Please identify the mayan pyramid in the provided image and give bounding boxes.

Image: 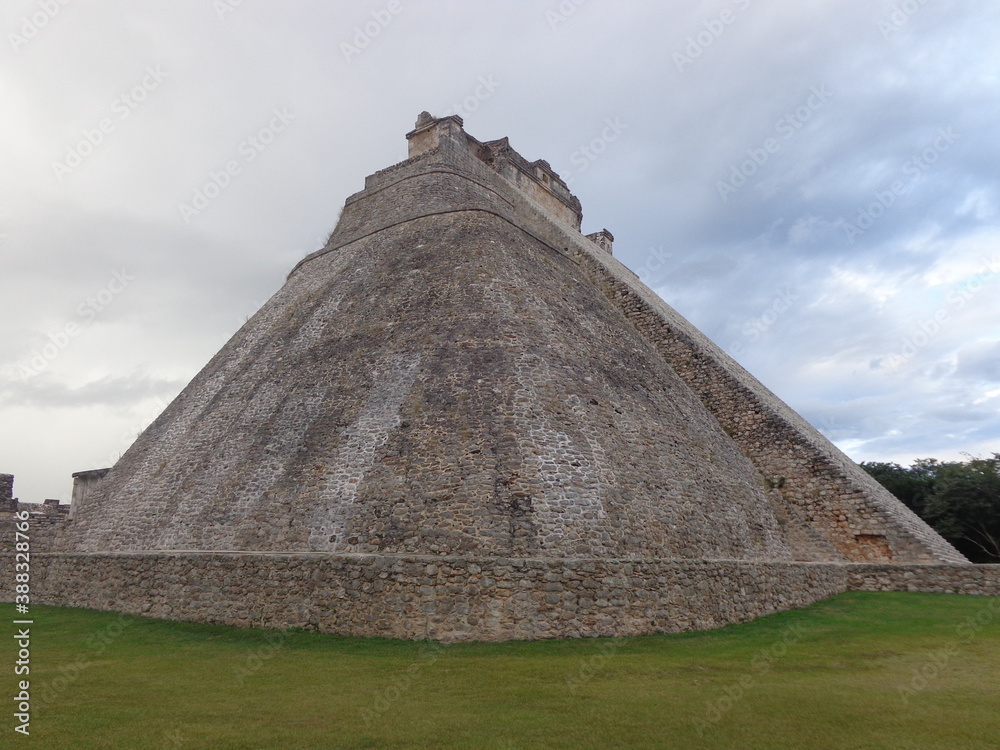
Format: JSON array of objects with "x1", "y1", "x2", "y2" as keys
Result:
[{"x1": 45, "y1": 113, "x2": 974, "y2": 641}]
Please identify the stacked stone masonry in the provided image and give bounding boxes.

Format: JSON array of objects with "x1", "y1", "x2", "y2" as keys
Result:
[
  {"x1": 6, "y1": 113, "x2": 992, "y2": 642},
  {"x1": 66, "y1": 132, "x2": 801, "y2": 562},
  {"x1": 0, "y1": 474, "x2": 71, "y2": 553},
  {"x1": 2, "y1": 553, "x2": 996, "y2": 642}
]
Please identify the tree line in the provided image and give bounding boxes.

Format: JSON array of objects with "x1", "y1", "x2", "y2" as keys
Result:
[{"x1": 861, "y1": 455, "x2": 1000, "y2": 563}]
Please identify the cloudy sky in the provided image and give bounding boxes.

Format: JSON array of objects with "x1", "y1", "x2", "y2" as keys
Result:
[{"x1": 2, "y1": 0, "x2": 998, "y2": 504}]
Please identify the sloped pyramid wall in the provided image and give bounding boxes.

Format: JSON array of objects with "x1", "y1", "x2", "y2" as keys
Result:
[
  {"x1": 69, "y1": 133, "x2": 796, "y2": 563},
  {"x1": 67, "y1": 115, "x2": 965, "y2": 566},
  {"x1": 12, "y1": 113, "x2": 985, "y2": 642}
]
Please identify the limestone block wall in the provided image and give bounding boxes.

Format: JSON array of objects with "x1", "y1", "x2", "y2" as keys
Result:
[
  {"x1": 0, "y1": 552, "x2": 845, "y2": 641},
  {"x1": 359, "y1": 136, "x2": 964, "y2": 565},
  {"x1": 67, "y1": 138, "x2": 804, "y2": 562},
  {"x1": 0, "y1": 474, "x2": 13, "y2": 510},
  {"x1": 0, "y1": 475, "x2": 72, "y2": 552},
  {"x1": 69, "y1": 130, "x2": 965, "y2": 565},
  {"x1": 561, "y1": 244, "x2": 966, "y2": 564},
  {"x1": 404, "y1": 114, "x2": 581, "y2": 229},
  {"x1": 70, "y1": 468, "x2": 110, "y2": 520},
  {"x1": 398, "y1": 135, "x2": 966, "y2": 566},
  {"x1": 6, "y1": 118, "x2": 985, "y2": 646},
  {"x1": 0, "y1": 502, "x2": 71, "y2": 553},
  {"x1": 2, "y1": 552, "x2": 996, "y2": 642},
  {"x1": 847, "y1": 564, "x2": 1000, "y2": 595},
  {"x1": 62, "y1": 119, "x2": 966, "y2": 570}
]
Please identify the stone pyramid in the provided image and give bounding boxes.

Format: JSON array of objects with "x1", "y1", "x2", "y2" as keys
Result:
[{"x1": 48, "y1": 113, "x2": 975, "y2": 640}]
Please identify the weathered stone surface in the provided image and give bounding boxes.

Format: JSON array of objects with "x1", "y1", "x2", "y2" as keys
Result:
[
  {"x1": 65, "y1": 121, "x2": 799, "y2": 563},
  {"x1": 2, "y1": 552, "x2": 995, "y2": 642},
  {"x1": 0, "y1": 475, "x2": 71, "y2": 553},
  {"x1": 5, "y1": 112, "x2": 984, "y2": 642},
  {"x1": 63, "y1": 114, "x2": 962, "y2": 567}
]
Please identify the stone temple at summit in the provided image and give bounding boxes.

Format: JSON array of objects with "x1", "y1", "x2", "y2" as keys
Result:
[{"x1": 3, "y1": 112, "x2": 995, "y2": 641}]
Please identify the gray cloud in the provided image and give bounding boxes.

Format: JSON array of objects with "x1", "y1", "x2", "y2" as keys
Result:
[
  {"x1": 957, "y1": 342, "x2": 1000, "y2": 383},
  {"x1": 2, "y1": 0, "x2": 998, "y2": 501},
  {"x1": 0, "y1": 372, "x2": 185, "y2": 410}
]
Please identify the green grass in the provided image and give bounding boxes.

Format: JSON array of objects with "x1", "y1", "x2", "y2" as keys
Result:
[{"x1": 5, "y1": 592, "x2": 999, "y2": 749}]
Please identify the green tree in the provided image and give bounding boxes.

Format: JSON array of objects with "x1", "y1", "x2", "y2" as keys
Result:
[
  {"x1": 862, "y1": 454, "x2": 1000, "y2": 563},
  {"x1": 859, "y1": 460, "x2": 935, "y2": 516},
  {"x1": 923, "y1": 455, "x2": 1000, "y2": 563}
]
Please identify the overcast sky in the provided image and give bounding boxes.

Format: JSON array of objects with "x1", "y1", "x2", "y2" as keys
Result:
[{"x1": 2, "y1": 0, "x2": 998, "y2": 504}]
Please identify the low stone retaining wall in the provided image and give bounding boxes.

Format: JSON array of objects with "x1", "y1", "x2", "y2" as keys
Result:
[
  {"x1": 2, "y1": 553, "x2": 997, "y2": 641},
  {"x1": 846, "y1": 563, "x2": 1000, "y2": 595}
]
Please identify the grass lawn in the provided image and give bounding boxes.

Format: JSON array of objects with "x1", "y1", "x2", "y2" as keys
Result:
[{"x1": 5, "y1": 592, "x2": 999, "y2": 749}]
